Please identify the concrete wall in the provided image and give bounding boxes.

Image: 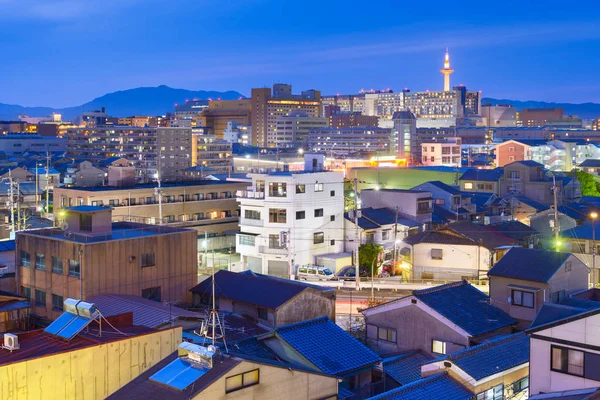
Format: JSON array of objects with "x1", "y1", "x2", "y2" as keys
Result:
[
  {"x1": 496, "y1": 142, "x2": 530, "y2": 167},
  {"x1": 0, "y1": 327, "x2": 181, "y2": 400},
  {"x1": 194, "y1": 359, "x2": 338, "y2": 400},
  {"x1": 411, "y1": 243, "x2": 490, "y2": 280},
  {"x1": 276, "y1": 289, "x2": 335, "y2": 327}
]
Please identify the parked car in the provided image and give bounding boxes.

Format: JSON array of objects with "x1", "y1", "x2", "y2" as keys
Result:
[
  {"x1": 296, "y1": 266, "x2": 336, "y2": 281},
  {"x1": 336, "y1": 266, "x2": 369, "y2": 281}
]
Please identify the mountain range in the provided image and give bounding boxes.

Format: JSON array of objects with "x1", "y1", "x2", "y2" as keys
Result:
[
  {"x1": 0, "y1": 86, "x2": 244, "y2": 121},
  {"x1": 1, "y1": 86, "x2": 598, "y2": 121}
]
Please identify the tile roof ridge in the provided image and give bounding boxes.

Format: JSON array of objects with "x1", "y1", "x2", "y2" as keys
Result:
[
  {"x1": 414, "y1": 280, "x2": 468, "y2": 296},
  {"x1": 448, "y1": 332, "x2": 527, "y2": 361},
  {"x1": 276, "y1": 316, "x2": 329, "y2": 332}
]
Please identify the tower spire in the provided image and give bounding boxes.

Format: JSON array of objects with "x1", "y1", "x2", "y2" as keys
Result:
[{"x1": 440, "y1": 48, "x2": 454, "y2": 91}]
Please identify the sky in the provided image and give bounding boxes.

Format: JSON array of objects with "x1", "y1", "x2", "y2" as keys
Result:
[{"x1": 1, "y1": 0, "x2": 600, "y2": 107}]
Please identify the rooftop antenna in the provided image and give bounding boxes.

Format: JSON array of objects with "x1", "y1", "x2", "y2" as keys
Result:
[
  {"x1": 200, "y1": 249, "x2": 229, "y2": 352},
  {"x1": 155, "y1": 148, "x2": 163, "y2": 225}
]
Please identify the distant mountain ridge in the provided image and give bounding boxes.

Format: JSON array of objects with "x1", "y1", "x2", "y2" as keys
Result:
[
  {"x1": 482, "y1": 98, "x2": 600, "y2": 119},
  {"x1": 0, "y1": 85, "x2": 245, "y2": 120}
]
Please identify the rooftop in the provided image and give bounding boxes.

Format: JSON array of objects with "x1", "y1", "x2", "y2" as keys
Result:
[
  {"x1": 529, "y1": 303, "x2": 591, "y2": 330},
  {"x1": 402, "y1": 229, "x2": 477, "y2": 247},
  {"x1": 382, "y1": 351, "x2": 431, "y2": 386},
  {"x1": 413, "y1": 180, "x2": 462, "y2": 195},
  {"x1": 448, "y1": 221, "x2": 518, "y2": 249},
  {"x1": 18, "y1": 221, "x2": 192, "y2": 244},
  {"x1": 56, "y1": 179, "x2": 238, "y2": 192},
  {"x1": 528, "y1": 388, "x2": 600, "y2": 400},
  {"x1": 579, "y1": 159, "x2": 600, "y2": 168},
  {"x1": 488, "y1": 247, "x2": 572, "y2": 283},
  {"x1": 506, "y1": 160, "x2": 544, "y2": 168},
  {"x1": 367, "y1": 372, "x2": 473, "y2": 400},
  {"x1": 459, "y1": 167, "x2": 504, "y2": 182},
  {"x1": 513, "y1": 195, "x2": 550, "y2": 212}
]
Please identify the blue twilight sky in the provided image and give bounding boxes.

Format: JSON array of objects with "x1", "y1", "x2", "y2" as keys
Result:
[{"x1": 1, "y1": 0, "x2": 600, "y2": 107}]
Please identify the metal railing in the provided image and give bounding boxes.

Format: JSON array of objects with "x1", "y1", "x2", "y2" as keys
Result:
[
  {"x1": 236, "y1": 190, "x2": 265, "y2": 199},
  {"x1": 240, "y1": 218, "x2": 264, "y2": 227},
  {"x1": 259, "y1": 246, "x2": 288, "y2": 255}
]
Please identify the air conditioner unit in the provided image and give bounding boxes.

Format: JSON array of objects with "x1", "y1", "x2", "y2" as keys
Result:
[{"x1": 2, "y1": 333, "x2": 20, "y2": 352}]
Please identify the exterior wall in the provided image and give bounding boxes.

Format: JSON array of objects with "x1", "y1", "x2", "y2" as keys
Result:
[
  {"x1": 499, "y1": 163, "x2": 559, "y2": 205},
  {"x1": 364, "y1": 300, "x2": 470, "y2": 356},
  {"x1": 17, "y1": 229, "x2": 197, "y2": 319},
  {"x1": 360, "y1": 189, "x2": 432, "y2": 224},
  {"x1": 194, "y1": 360, "x2": 338, "y2": 400},
  {"x1": 410, "y1": 243, "x2": 490, "y2": 281},
  {"x1": 496, "y1": 141, "x2": 530, "y2": 167},
  {"x1": 530, "y1": 314, "x2": 600, "y2": 395},
  {"x1": 459, "y1": 180, "x2": 499, "y2": 195},
  {"x1": 0, "y1": 327, "x2": 182, "y2": 400},
  {"x1": 421, "y1": 140, "x2": 461, "y2": 167},
  {"x1": 275, "y1": 289, "x2": 335, "y2": 327}
]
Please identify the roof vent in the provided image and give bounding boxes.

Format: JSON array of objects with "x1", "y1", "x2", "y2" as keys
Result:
[
  {"x1": 444, "y1": 361, "x2": 452, "y2": 368},
  {"x1": 411, "y1": 299, "x2": 417, "y2": 304},
  {"x1": 2, "y1": 333, "x2": 20, "y2": 352}
]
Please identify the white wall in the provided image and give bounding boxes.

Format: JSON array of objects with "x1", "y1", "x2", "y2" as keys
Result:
[{"x1": 410, "y1": 243, "x2": 490, "y2": 280}]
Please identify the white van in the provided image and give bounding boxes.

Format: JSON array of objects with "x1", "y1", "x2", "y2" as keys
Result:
[{"x1": 296, "y1": 266, "x2": 336, "y2": 281}]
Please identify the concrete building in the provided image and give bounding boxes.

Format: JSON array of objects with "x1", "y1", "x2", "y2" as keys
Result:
[
  {"x1": 481, "y1": 104, "x2": 518, "y2": 127},
  {"x1": 391, "y1": 111, "x2": 417, "y2": 163},
  {"x1": 251, "y1": 84, "x2": 321, "y2": 147},
  {"x1": 200, "y1": 99, "x2": 252, "y2": 140},
  {"x1": 17, "y1": 206, "x2": 198, "y2": 319},
  {"x1": 321, "y1": 93, "x2": 366, "y2": 114},
  {"x1": 459, "y1": 168, "x2": 504, "y2": 194},
  {"x1": 236, "y1": 157, "x2": 344, "y2": 277},
  {"x1": 500, "y1": 160, "x2": 561, "y2": 205},
  {"x1": 420, "y1": 137, "x2": 462, "y2": 166},
  {"x1": 518, "y1": 108, "x2": 564, "y2": 127},
  {"x1": 363, "y1": 91, "x2": 406, "y2": 119},
  {"x1": 191, "y1": 129, "x2": 232, "y2": 174},
  {"x1": 0, "y1": 134, "x2": 65, "y2": 155},
  {"x1": 495, "y1": 139, "x2": 539, "y2": 167},
  {"x1": 63, "y1": 161, "x2": 107, "y2": 187},
  {"x1": 66, "y1": 126, "x2": 193, "y2": 181},
  {"x1": 223, "y1": 120, "x2": 251, "y2": 145},
  {"x1": 174, "y1": 100, "x2": 210, "y2": 120},
  {"x1": 308, "y1": 126, "x2": 395, "y2": 157},
  {"x1": 488, "y1": 247, "x2": 589, "y2": 328},
  {"x1": 404, "y1": 90, "x2": 463, "y2": 128},
  {"x1": 190, "y1": 270, "x2": 335, "y2": 328},
  {"x1": 328, "y1": 111, "x2": 379, "y2": 129},
  {"x1": 362, "y1": 281, "x2": 516, "y2": 357},
  {"x1": 274, "y1": 110, "x2": 327, "y2": 146},
  {"x1": 360, "y1": 188, "x2": 433, "y2": 225},
  {"x1": 54, "y1": 180, "x2": 245, "y2": 235}
]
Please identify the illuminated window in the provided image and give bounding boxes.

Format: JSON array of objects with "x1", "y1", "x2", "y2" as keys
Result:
[
  {"x1": 226, "y1": 369, "x2": 260, "y2": 393},
  {"x1": 464, "y1": 182, "x2": 473, "y2": 189}
]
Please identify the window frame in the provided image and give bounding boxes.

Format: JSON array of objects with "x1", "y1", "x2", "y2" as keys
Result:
[
  {"x1": 52, "y1": 256, "x2": 63, "y2": 274},
  {"x1": 35, "y1": 289, "x2": 46, "y2": 307},
  {"x1": 35, "y1": 253, "x2": 46, "y2": 271},
  {"x1": 314, "y1": 208, "x2": 324, "y2": 217},
  {"x1": 432, "y1": 339, "x2": 447, "y2": 355},
  {"x1": 141, "y1": 253, "x2": 156, "y2": 268},
  {"x1": 512, "y1": 289, "x2": 535, "y2": 309},
  {"x1": 551, "y1": 345, "x2": 585, "y2": 377},
  {"x1": 314, "y1": 232, "x2": 325, "y2": 244},
  {"x1": 225, "y1": 369, "x2": 260, "y2": 394},
  {"x1": 296, "y1": 210, "x2": 306, "y2": 220},
  {"x1": 314, "y1": 183, "x2": 324, "y2": 192},
  {"x1": 52, "y1": 294, "x2": 64, "y2": 311},
  {"x1": 20, "y1": 251, "x2": 31, "y2": 268},
  {"x1": 296, "y1": 184, "x2": 306, "y2": 194},
  {"x1": 68, "y1": 259, "x2": 81, "y2": 278}
]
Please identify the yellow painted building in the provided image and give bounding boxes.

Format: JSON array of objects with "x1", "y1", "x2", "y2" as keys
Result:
[{"x1": 0, "y1": 326, "x2": 182, "y2": 400}]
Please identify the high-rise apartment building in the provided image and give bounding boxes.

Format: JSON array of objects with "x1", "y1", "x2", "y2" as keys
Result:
[
  {"x1": 174, "y1": 100, "x2": 210, "y2": 120},
  {"x1": 517, "y1": 108, "x2": 564, "y2": 127},
  {"x1": 329, "y1": 111, "x2": 379, "y2": 128},
  {"x1": 66, "y1": 126, "x2": 192, "y2": 181},
  {"x1": 364, "y1": 91, "x2": 406, "y2": 118},
  {"x1": 200, "y1": 99, "x2": 251, "y2": 139},
  {"x1": 251, "y1": 84, "x2": 321, "y2": 147},
  {"x1": 308, "y1": 126, "x2": 396, "y2": 156},
  {"x1": 481, "y1": 105, "x2": 518, "y2": 127},
  {"x1": 321, "y1": 94, "x2": 366, "y2": 114},
  {"x1": 274, "y1": 110, "x2": 328, "y2": 146},
  {"x1": 191, "y1": 128, "x2": 232, "y2": 174},
  {"x1": 391, "y1": 111, "x2": 417, "y2": 162}
]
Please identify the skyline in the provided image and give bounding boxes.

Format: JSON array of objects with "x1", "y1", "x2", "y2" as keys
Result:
[{"x1": 1, "y1": 0, "x2": 600, "y2": 107}]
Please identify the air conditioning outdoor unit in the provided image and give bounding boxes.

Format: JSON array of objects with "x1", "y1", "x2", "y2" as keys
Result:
[{"x1": 2, "y1": 333, "x2": 20, "y2": 352}]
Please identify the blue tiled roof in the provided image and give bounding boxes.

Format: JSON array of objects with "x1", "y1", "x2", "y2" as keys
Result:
[
  {"x1": 579, "y1": 159, "x2": 600, "y2": 168},
  {"x1": 367, "y1": 372, "x2": 473, "y2": 400},
  {"x1": 344, "y1": 212, "x2": 379, "y2": 229},
  {"x1": 361, "y1": 208, "x2": 398, "y2": 226},
  {"x1": 562, "y1": 222, "x2": 600, "y2": 240},
  {"x1": 513, "y1": 196, "x2": 550, "y2": 212},
  {"x1": 383, "y1": 351, "x2": 430, "y2": 386},
  {"x1": 510, "y1": 160, "x2": 544, "y2": 167},
  {"x1": 529, "y1": 303, "x2": 589, "y2": 329},
  {"x1": 414, "y1": 180, "x2": 462, "y2": 195},
  {"x1": 0, "y1": 240, "x2": 15, "y2": 252},
  {"x1": 65, "y1": 205, "x2": 111, "y2": 213},
  {"x1": 442, "y1": 332, "x2": 529, "y2": 380},
  {"x1": 558, "y1": 202, "x2": 590, "y2": 221},
  {"x1": 579, "y1": 196, "x2": 600, "y2": 206},
  {"x1": 190, "y1": 270, "x2": 307, "y2": 310},
  {"x1": 414, "y1": 281, "x2": 517, "y2": 336},
  {"x1": 276, "y1": 316, "x2": 381, "y2": 376},
  {"x1": 488, "y1": 247, "x2": 571, "y2": 283},
  {"x1": 460, "y1": 168, "x2": 504, "y2": 182}
]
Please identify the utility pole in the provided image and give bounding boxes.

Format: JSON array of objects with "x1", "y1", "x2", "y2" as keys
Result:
[
  {"x1": 353, "y1": 177, "x2": 360, "y2": 291},
  {"x1": 392, "y1": 206, "x2": 399, "y2": 277},
  {"x1": 552, "y1": 175, "x2": 560, "y2": 249},
  {"x1": 45, "y1": 151, "x2": 50, "y2": 215},
  {"x1": 35, "y1": 164, "x2": 39, "y2": 212},
  {"x1": 7, "y1": 170, "x2": 15, "y2": 233},
  {"x1": 156, "y1": 149, "x2": 163, "y2": 225}
]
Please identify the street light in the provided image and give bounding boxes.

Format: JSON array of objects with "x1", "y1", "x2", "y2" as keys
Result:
[{"x1": 591, "y1": 212, "x2": 598, "y2": 287}]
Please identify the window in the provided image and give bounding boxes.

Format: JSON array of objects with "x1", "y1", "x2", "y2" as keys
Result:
[
  {"x1": 508, "y1": 156, "x2": 515, "y2": 161},
  {"x1": 35, "y1": 289, "x2": 46, "y2": 307},
  {"x1": 552, "y1": 346, "x2": 584, "y2": 376},
  {"x1": 68, "y1": 259, "x2": 81, "y2": 278},
  {"x1": 512, "y1": 289, "x2": 534, "y2": 308},
  {"x1": 35, "y1": 253, "x2": 46, "y2": 270},
  {"x1": 423, "y1": 146, "x2": 427, "y2": 152},
  {"x1": 512, "y1": 377, "x2": 529, "y2": 394},
  {"x1": 464, "y1": 182, "x2": 473, "y2": 190},
  {"x1": 376, "y1": 326, "x2": 397, "y2": 342},
  {"x1": 330, "y1": 239, "x2": 335, "y2": 245},
  {"x1": 432, "y1": 340, "x2": 447, "y2": 355},
  {"x1": 431, "y1": 147, "x2": 434, "y2": 152},
  {"x1": 382, "y1": 230, "x2": 390, "y2": 240},
  {"x1": 79, "y1": 214, "x2": 92, "y2": 232},
  {"x1": 20, "y1": 251, "x2": 31, "y2": 267},
  {"x1": 244, "y1": 209, "x2": 261, "y2": 220},
  {"x1": 257, "y1": 307, "x2": 268, "y2": 320},
  {"x1": 225, "y1": 369, "x2": 260, "y2": 393},
  {"x1": 330, "y1": 215, "x2": 335, "y2": 222},
  {"x1": 239, "y1": 235, "x2": 256, "y2": 246},
  {"x1": 366, "y1": 232, "x2": 375, "y2": 244},
  {"x1": 269, "y1": 234, "x2": 284, "y2": 249},
  {"x1": 142, "y1": 287, "x2": 162, "y2": 302},
  {"x1": 314, "y1": 208, "x2": 324, "y2": 217},
  {"x1": 108, "y1": 199, "x2": 119, "y2": 206},
  {"x1": 296, "y1": 211, "x2": 305, "y2": 220},
  {"x1": 52, "y1": 257, "x2": 63, "y2": 274},
  {"x1": 314, "y1": 183, "x2": 324, "y2": 192},
  {"x1": 141, "y1": 253, "x2": 155, "y2": 267},
  {"x1": 565, "y1": 261, "x2": 572, "y2": 272},
  {"x1": 417, "y1": 200, "x2": 431, "y2": 214},
  {"x1": 269, "y1": 209, "x2": 287, "y2": 223},
  {"x1": 431, "y1": 248, "x2": 443, "y2": 260},
  {"x1": 21, "y1": 286, "x2": 31, "y2": 301},
  {"x1": 52, "y1": 294, "x2": 64, "y2": 311},
  {"x1": 314, "y1": 232, "x2": 325, "y2": 244},
  {"x1": 296, "y1": 184, "x2": 305, "y2": 194},
  {"x1": 91, "y1": 200, "x2": 103, "y2": 206},
  {"x1": 330, "y1": 190, "x2": 335, "y2": 197},
  {"x1": 551, "y1": 290, "x2": 566, "y2": 304},
  {"x1": 268, "y1": 182, "x2": 287, "y2": 197},
  {"x1": 476, "y1": 383, "x2": 504, "y2": 400}
]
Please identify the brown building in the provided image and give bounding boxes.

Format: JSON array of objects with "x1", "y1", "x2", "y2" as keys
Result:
[
  {"x1": 329, "y1": 112, "x2": 379, "y2": 128},
  {"x1": 54, "y1": 180, "x2": 246, "y2": 235},
  {"x1": 495, "y1": 139, "x2": 534, "y2": 167},
  {"x1": 200, "y1": 99, "x2": 251, "y2": 140},
  {"x1": 499, "y1": 160, "x2": 561, "y2": 205},
  {"x1": 517, "y1": 108, "x2": 564, "y2": 127},
  {"x1": 251, "y1": 84, "x2": 321, "y2": 147},
  {"x1": 17, "y1": 206, "x2": 198, "y2": 320}
]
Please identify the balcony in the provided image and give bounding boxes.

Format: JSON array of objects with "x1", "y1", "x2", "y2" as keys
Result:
[
  {"x1": 241, "y1": 218, "x2": 264, "y2": 227},
  {"x1": 259, "y1": 246, "x2": 288, "y2": 255},
  {"x1": 236, "y1": 190, "x2": 265, "y2": 199}
]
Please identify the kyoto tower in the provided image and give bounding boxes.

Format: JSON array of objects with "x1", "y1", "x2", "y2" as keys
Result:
[{"x1": 440, "y1": 48, "x2": 454, "y2": 91}]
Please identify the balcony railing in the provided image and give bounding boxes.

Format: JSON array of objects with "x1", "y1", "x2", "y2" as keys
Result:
[
  {"x1": 259, "y1": 246, "x2": 288, "y2": 255},
  {"x1": 236, "y1": 190, "x2": 265, "y2": 199},
  {"x1": 241, "y1": 218, "x2": 264, "y2": 227}
]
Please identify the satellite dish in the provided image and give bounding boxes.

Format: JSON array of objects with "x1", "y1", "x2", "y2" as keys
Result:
[{"x1": 60, "y1": 222, "x2": 69, "y2": 231}]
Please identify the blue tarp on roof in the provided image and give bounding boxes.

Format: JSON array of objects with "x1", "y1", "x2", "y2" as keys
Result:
[
  {"x1": 367, "y1": 372, "x2": 473, "y2": 400},
  {"x1": 414, "y1": 281, "x2": 516, "y2": 336},
  {"x1": 488, "y1": 247, "x2": 571, "y2": 283},
  {"x1": 276, "y1": 316, "x2": 381, "y2": 376}
]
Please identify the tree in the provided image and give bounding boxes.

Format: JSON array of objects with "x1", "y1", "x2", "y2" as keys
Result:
[
  {"x1": 359, "y1": 243, "x2": 384, "y2": 277},
  {"x1": 575, "y1": 170, "x2": 600, "y2": 197}
]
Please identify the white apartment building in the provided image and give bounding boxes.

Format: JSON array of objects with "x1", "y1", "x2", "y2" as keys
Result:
[
  {"x1": 421, "y1": 137, "x2": 462, "y2": 166},
  {"x1": 274, "y1": 110, "x2": 328, "y2": 146},
  {"x1": 236, "y1": 156, "x2": 344, "y2": 277}
]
